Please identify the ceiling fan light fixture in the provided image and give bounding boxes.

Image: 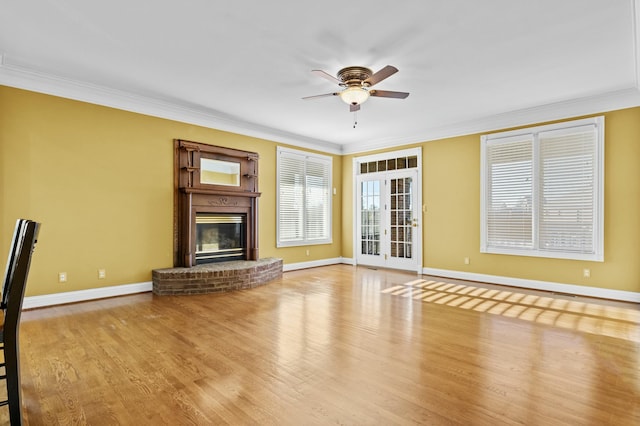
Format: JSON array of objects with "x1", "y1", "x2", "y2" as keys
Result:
[{"x1": 340, "y1": 86, "x2": 369, "y2": 105}]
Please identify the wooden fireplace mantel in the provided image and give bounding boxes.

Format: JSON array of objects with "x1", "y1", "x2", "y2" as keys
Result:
[{"x1": 174, "y1": 139, "x2": 261, "y2": 267}]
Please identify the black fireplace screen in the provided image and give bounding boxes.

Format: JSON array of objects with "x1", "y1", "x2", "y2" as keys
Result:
[{"x1": 195, "y1": 214, "x2": 246, "y2": 264}]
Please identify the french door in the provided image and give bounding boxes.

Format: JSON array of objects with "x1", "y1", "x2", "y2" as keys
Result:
[{"x1": 356, "y1": 169, "x2": 420, "y2": 271}]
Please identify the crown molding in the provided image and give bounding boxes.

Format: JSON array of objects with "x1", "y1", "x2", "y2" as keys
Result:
[
  {"x1": 634, "y1": 0, "x2": 640, "y2": 88},
  {"x1": 2, "y1": 55, "x2": 639, "y2": 157},
  {"x1": 0, "y1": 57, "x2": 343, "y2": 155},
  {"x1": 340, "y1": 86, "x2": 640, "y2": 154}
]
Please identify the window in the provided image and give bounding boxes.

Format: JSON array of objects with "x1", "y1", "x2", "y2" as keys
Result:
[
  {"x1": 480, "y1": 116, "x2": 604, "y2": 261},
  {"x1": 277, "y1": 147, "x2": 332, "y2": 247},
  {"x1": 358, "y1": 154, "x2": 418, "y2": 174}
]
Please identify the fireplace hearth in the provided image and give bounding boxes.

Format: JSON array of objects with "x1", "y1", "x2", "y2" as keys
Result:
[{"x1": 152, "y1": 257, "x2": 283, "y2": 295}]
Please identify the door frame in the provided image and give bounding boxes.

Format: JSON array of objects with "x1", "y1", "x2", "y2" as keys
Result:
[{"x1": 352, "y1": 147, "x2": 423, "y2": 273}]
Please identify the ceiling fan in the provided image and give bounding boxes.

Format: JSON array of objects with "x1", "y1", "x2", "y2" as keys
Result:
[{"x1": 303, "y1": 65, "x2": 409, "y2": 112}]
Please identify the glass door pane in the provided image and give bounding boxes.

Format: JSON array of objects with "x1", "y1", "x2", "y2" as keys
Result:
[
  {"x1": 389, "y1": 176, "x2": 413, "y2": 260},
  {"x1": 360, "y1": 180, "x2": 381, "y2": 256}
]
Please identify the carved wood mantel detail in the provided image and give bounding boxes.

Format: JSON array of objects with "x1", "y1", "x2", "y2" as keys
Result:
[
  {"x1": 174, "y1": 139, "x2": 261, "y2": 267},
  {"x1": 207, "y1": 197, "x2": 239, "y2": 206}
]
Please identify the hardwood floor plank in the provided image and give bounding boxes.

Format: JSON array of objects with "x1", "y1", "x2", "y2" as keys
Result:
[{"x1": 1, "y1": 265, "x2": 638, "y2": 425}]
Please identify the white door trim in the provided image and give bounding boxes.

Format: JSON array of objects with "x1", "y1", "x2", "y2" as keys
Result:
[{"x1": 352, "y1": 147, "x2": 422, "y2": 273}]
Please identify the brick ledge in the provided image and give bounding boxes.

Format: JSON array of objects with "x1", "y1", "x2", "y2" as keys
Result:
[{"x1": 152, "y1": 258, "x2": 283, "y2": 296}]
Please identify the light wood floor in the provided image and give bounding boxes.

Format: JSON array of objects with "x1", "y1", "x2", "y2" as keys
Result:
[{"x1": 1, "y1": 265, "x2": 639, "y2": 425}]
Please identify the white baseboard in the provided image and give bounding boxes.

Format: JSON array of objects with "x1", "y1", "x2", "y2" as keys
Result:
[
  {"x1": 283, "y1": 257, "x2": 350, "y2": 272},
  {"x1": 423, "y1": 267, "x2": 640, "y2": 303},
  {"x1": 24, "y1": 257, "x2": 351, "y2": 308},
  {"x1": 24, "y1": 257, "x2": 349, "y2": 308},
  {"x1": 23, "y1": 281, "x2": 153, "y2": 310},
  {"x1": 24, "y1": 264, "x2": 638, "y2": 309}
]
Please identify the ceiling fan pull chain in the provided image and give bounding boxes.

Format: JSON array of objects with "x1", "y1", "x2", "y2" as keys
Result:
[{"x1": 353, "y1": 111, "x2": 358, "y2": 128}]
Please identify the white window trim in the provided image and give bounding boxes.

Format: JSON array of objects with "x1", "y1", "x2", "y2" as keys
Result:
[
  {"x1": 480, "y1": 116, "x2": 604, "y2": 262},
  {"x1": 354, "y1": 147, "x2": 421, "y2": 166},
  {"x1": 276, "y1": 146, "x2": 332, "y2": 247}
]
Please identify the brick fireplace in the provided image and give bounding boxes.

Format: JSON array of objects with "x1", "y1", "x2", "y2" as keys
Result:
[{"x1": 152, "y1": 139, "x2": 282, "y2": 296}]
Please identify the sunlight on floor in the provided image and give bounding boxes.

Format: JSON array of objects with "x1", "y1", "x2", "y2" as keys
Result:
[{"x1": 382, "y1": 280, "x2": 640, "y2": 343}]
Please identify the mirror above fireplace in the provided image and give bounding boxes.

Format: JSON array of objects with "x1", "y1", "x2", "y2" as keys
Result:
[{"x1": 200, "y1": 158, "x2": 240, "y2": 186}]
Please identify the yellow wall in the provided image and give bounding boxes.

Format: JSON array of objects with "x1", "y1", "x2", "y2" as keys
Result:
[
  {"x1": 343, "y1": 108, "x2": 640, "y2": 293},
  {"x1": 2, "y1": 85, "x2": 638, "y2": 297},
  {"x1": 0, "y1": 86, "x2": 342, "y2": 296}
]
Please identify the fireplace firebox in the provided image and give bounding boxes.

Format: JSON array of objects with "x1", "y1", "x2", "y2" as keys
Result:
[
  {"x1": 196, "y1": 214, "x2": 246, "y2": 263},
  {"x1": 174, "y1": 140, "x2": 261, "y2": 267}
]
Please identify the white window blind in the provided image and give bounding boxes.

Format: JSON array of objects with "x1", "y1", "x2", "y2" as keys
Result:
[
  {"x1": 539, "y1": 127, "x2": 597, "y2": 254},
  {"x1": 485, "y1": 136, "x2": 534, "y2": 250},
  {"x1": 481, "y1": 117, "x2": 604, "y2": 261},
  {"x1": 277, "y1": 147, "x2": 332, "y2": 247}
]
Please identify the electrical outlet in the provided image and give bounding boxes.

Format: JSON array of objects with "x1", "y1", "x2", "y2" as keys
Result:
[
  {"x1": 583, "y1": 269, "x2": 591, "y2": 278},
  {"x1": 58, "y1": 272, "x2": 67, "y2": 283},
  {"x1": 306, "y1": 249, "x2": 310, "y2": 256},
  {"x1": 98, "y1": 269, "x2": 106, "y2": 279},
  {"x1": 464, "y1": 257, "x2": 470, "y2": 265}
]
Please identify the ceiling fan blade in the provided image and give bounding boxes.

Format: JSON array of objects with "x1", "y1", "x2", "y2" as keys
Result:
[
  {"x1": 302, "y1": 92, "x2": 339, "y2": 100},
  {"x1": 369, "y1": 89, "x2": 410, "y2": 99},
  {"x1": 364, "y1": 65, "x2": 398, "y2": 87},
  {"x1": 350, "y1": 103, "x2": 360, "y2": 112},
  {"x1": 311, "y1": 69, "x2": 341, "y2": 85}
]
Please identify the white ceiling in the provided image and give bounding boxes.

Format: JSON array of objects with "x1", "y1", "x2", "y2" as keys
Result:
[{"x1": 1, "y1": 0, "x2": 639, "y2": 154}]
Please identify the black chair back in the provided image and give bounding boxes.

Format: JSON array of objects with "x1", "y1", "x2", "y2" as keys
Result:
[
  {"x1": 1, "y1": 220, "x2": 28, "y2": 310},
  {"x1": 1, "y1": 219, "x2": 40, "y2": 425}
]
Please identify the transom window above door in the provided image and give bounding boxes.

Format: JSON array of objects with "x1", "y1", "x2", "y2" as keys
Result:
[{"x1": 359, "y1": 154, "x2": 419, "y2": 174}]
